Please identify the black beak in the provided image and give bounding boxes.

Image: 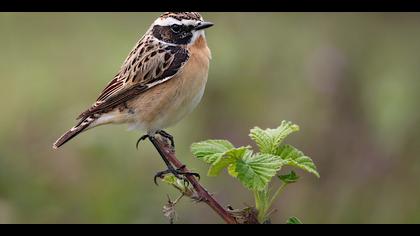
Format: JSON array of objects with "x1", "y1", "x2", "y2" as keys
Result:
[{"x1": 195, "y1": 21, "x2": 214, "y2": 30}]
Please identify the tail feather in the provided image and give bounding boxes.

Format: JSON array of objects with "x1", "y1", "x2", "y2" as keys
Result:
[{"x1": 52, "y1": 117, "x2": 95, "y2": 149}]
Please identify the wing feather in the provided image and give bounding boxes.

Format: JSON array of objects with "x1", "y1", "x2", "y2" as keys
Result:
[{"x1": 78, "y1": 39, "x2": 189, "y2": 120}]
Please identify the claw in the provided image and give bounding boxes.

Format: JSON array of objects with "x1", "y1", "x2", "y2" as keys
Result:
[
  {"x1": 146, "y1": 134, "x2": 200, "y2": 187},
  {"x1": 188, "y1": 172, "x2": 201, "y2": 181},
  {"x1": 176, "y1": 165, "x2": 200, "y2": 180},
  {"x1": 182, "y1": 178, "x2": 190, "y2": 187},
  {"x1": 153, "y1": 166, "x2": 200, "y2": 186},
  {"x1": 154, "y1": 169, "x2": 176, "y2": 186},
  {"x1": 154, "y1": 175, "x2": 160, "y2": 186},
  {"x1": 158, "y1": 130, "x2": 175, "y2": 149},
  {"x1": 136, "y1": 134, "x2": 149, "y2": 150}
]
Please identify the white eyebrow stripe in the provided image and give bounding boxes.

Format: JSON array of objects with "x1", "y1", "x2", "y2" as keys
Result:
[
  {"x1": 155, "y1": 38, "x2": 177, "y2": 46},
  {"x1": 154, "y1": 17, "x2": 198, "y2": 26}
]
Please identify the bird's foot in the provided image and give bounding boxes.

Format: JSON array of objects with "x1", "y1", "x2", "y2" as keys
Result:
[
  {"x1": 136, "y1": 130, "x2": 174, "y2": 150},
  {"x1": 154, "y1": 165, "x2": 200, "y2": 185},
  {"x1": 158, "y1": 130, "x2": 175, "y2": 149}
]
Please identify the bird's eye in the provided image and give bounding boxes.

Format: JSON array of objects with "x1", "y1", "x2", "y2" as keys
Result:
[{"x1": 170, "y1": 24, "x2": 181, "y2": 33}]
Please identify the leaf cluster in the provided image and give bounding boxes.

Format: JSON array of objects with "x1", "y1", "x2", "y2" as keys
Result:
[{"x1": 191, "y1": 121, "x2": 319, "y2": 191}]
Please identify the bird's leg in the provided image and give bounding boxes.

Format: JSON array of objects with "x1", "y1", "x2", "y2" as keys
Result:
[
  {"x1": 158, "y1": 130, "x2": 175, "y2": 149},
  {"x1": 148, "y1": 135, "x2": 200, "y2": 185}
]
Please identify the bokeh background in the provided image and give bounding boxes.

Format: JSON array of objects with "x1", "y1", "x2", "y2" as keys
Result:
[{"x1": 0, "y1": 12, "x2": 419, "y2": 224}]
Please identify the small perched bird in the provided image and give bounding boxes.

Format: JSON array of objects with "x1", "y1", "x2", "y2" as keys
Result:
[{"x1": 53, "y1": 12, "x2": 213, "y2": 181}]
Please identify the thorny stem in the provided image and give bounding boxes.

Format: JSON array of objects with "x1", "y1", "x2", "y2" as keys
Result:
[{"x1": 153, "y1": 138, "x2": 238, "y2": 224}]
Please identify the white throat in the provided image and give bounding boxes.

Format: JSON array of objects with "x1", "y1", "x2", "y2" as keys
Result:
[{"x1": 190, "y1": 30, "x2": 205, "y2": 45}]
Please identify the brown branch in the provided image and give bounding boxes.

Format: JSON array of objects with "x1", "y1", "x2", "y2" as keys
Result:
[{"x1": 153, "y1": 138, "x2": 238, "y2": 224}]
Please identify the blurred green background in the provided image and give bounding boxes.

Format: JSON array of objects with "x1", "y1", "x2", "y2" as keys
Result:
[{"x1": 0, "y1": 12, "x2": 419, "y2": 224}]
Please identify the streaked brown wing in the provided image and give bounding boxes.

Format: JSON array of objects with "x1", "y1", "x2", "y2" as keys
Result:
[{"x1": 78, "y1": 44, "x2": 190, "y2": 120}]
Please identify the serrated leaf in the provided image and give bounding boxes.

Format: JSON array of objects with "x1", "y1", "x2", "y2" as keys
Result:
[
  {"x1": 234, "y1": 152, "x2": 286, "y2": 191},
  {"x1": 249, "y1": 120, "x2": 300, "y2": 155},
  {"x1": 249, "y1": 127, "x2": 272, "y2": 153},
  {"x1": 270, "y1": 120, "x2": 300, "y2": 149},
  {"x1": 277, "y1": 145, "x2": 320, "y2": 178},
  {"x1": 191, "y1": 140, "x2": 235, "y2": 164},
  {"x1": 287, "y1": 216, "x2": 303, "y2": 224},
  {"x1": 278, "y1": 170, "x2": 300, "y2": 184},
  {"x1": 208, "y1": 146, "x2": 249, "y2": 176}
]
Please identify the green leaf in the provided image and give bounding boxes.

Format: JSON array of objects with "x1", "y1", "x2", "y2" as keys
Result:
[
  {"x1": 278, "y1": 170, "x2": 300, "y2": 184},
  {"x1": 208, "y1": 146, "x2": 249, "y2": 176},
  {"x1": 162, "y1": 175, "x2": 178, "y2": 185},
  {"x1": 191, "y1": 140, "x2": 235, "y2": 164},
  {"x1": 249, "y1": 120, "x2": 300, "y2": 155},
  {"x1": 227, "y1": 163, "x2": 239, "y2": 177},
  {"x1": 162, "y1": 175, "x2": 189, "y2": 193},
  {"x1": 234, "y1": 152, "x2": 286, "y2": 191},
  {"x1": 287, "y1": 216, "x2": 303, "y2": 224},
  {"x1": 277, "y1": 145, "x2": 320, "y2": 178},
  {"x1": 249, "y1": 127, "x2": 272, "y2": 153}
]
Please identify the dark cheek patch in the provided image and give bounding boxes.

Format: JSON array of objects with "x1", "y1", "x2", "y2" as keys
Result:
[{"x1": 152, "y1": 25, "x2": 192, "y2": 45}]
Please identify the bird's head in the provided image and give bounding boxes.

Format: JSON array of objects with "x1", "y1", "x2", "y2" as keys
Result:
[{"x1": 149, "y1": 12, "x2": 214, "y2": 45}]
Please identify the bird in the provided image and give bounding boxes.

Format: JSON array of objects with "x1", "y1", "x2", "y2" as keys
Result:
[{"x1": 53, "y1": 12, "x2": 213, "y2": 182}]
